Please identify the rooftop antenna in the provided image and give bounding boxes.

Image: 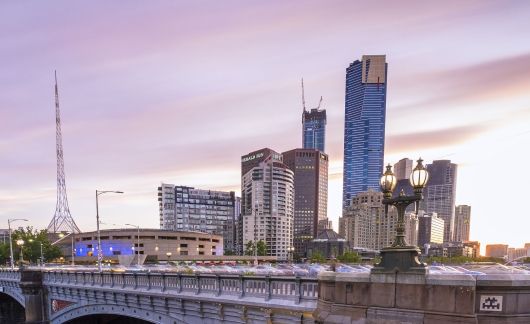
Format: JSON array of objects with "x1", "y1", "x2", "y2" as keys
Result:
[
  {"x1": 47, "y1": 71, "x2": 81, "y2": 234},
  {"x1": 317, "y1": 96, "x2": 323, "y2": 110},
  {"x1": 301, "y1": 78, "x2": 307, "y2": 112}
]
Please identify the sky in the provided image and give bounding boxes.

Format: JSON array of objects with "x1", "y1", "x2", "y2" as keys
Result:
[{"x1": 1, "y1": 1, "x2": 530, "y2": 252}]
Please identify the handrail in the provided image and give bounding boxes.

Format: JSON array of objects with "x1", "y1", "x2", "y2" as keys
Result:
[{"x1": 36, "y1": 270, "x2": 319, "y2": 303}]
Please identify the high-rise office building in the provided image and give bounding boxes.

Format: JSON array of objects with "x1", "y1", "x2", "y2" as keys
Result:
[
  {"x1": 394, "y1": 158, "x2": 413, "y2": 181},
  {"x1": 508, "y1": 247, "x2": 528, "y2": 261},
  {"x1": 422, "y1": 160, "x2": 457, "y2": 243},
  {"x1": 339, "y1": 190, "x2": 402, "y2": 250},
  {"x1": 454, "y1": 205, "x2": 471, "y2": 243},
  {"x1": 417, "y1": 212, "x2": 445, "y2": 248},
  {"x1": 342, "y1": 55, "x2": 387, "y2": 208},
  {"x1": 485, "y1": 244, "x2": 508, "y2": 258},
  {"x1": 392, "y1": 159, "x2": 458, "y2": 243},
  {"x1": 159, "y1": 183, "x2": 176, "y2": 229},
  {"x1": 405, "y1": 212, "x2": 419, "y2": 247},
  {"x1": 225, "y1": 196, "x2": 241, "y2": 254},
  {"x1": 241, "y1": 148, "x2": 294, "y2": 260},
  {"x1": 158, "y1": 184, "x2": 237, "y2": 252},
  {"x1": 283, "y1": 149, "x2": 328, "y2": 256},
  {"x1": 339, "y1": 191, "x2": 380, "y2": 250},
  {"x1": 301, "y1": 79, "x2": 327, "y2": 152},
  {"x1": 303, "y1": 110, "x2": 327, "y2": 152}
]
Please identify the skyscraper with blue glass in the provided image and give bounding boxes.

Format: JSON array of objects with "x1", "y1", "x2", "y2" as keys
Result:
[
  {"x1": 302, "y1": 80, "x2": 327, "y2": 152},
  {"x1": 342, "y1": 55, "x2": 387, "y2": 208},
  {"x1": 303, "y1": 108, "x2": 326, "y2": 152}
]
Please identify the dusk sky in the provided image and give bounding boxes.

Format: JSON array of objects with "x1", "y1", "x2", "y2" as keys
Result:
[{"x1": 1, "y1": 1, "x2": 530, "y2": 252}]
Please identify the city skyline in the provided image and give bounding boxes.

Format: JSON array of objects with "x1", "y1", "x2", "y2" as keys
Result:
[{"x1": 2, "y1": 1, "x2": 530, "y2": 252}]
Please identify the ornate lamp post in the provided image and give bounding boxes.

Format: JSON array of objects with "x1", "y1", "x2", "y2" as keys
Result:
[
  {"x1": 372, "y1": 158, "x2": 430, "y2": 274},
  {"x1": 16, "y1": 239, "x2": 25, "y2": 264},
  {"x1": 8, "y1": 218, "x2": 28, "y2": 269}
]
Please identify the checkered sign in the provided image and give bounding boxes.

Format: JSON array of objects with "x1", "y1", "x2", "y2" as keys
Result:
[{"x1": 479, "y1": 295, "x2": 503, "y2": 312}]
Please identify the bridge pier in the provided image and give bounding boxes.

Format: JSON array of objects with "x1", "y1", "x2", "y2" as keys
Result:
[
  {"x1": 315, "y1": 271, "x2": 530, "y2": 323},
  {"x1": 20, "y1": 269, "x2": 49, "y2": 324}
]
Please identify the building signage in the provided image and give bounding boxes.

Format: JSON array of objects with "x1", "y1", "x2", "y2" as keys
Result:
[{"x1": 241, "y1": 152, "x2": 264, "y2": 163}]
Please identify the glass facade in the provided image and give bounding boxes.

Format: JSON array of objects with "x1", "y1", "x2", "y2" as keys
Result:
[
  {"x1": 342, "y1": 55, "x2": 387, "y2": 208},
  {"x1": 158, "y1": 184, "x2": 237, "y2": 252},
  {"x1": 303, "y1": 108, "x2": 327, "y2": 152},
  {"x1": 421, "y1": 160, "x2": 458, "y2": 243}
]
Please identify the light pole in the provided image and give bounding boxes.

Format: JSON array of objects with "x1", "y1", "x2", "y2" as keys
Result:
[
  {"x1": 8, "y1": 218, "x2": 28, "y2": 269},
  {"x1": 16, "y1": 239, "x2": 25, "y2": 264},
  {"x1": 71, "y1": 232, "x2": 75, "y2": 266},
  {"x1": 166, "y1": 252, "x2": 172, "y2": 262},
  {"x1": 96, "y1": 190, "x2": 124, "y2": 272},
  {"x1": 125, "y1": 223, "x2": 141, "y2": 266},
  {"x1": 254, "y1": 203, "x2": 258, "y2": 266},
  {"x1": 28, "y1": 239, "x2": 34, "y2": 266},
  {"x1": 40, "y1": 242, "x2": 44, "y2": 267},
  {"x1": 372, "y1": 158, "x2": 430, "y2": 274},
  {"x1": 288, "y1": 246, "x2": 295, "y2": 263}
]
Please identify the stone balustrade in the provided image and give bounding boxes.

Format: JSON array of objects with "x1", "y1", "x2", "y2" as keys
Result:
[
  {"x1": 41, "y1": 270, "x2": 318, "y2": 304},
  {"x1": 0, "y1": 269, "x2": 22, "y2": 281},
  {"x1": 2, "y1": 268, "x2": 319, "y2": 323}
]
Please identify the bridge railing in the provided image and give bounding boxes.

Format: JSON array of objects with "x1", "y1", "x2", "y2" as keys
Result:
[
  {"x1": 42, "y1": 270, "x2": 318, "y2": 304},
  {"x1": 0, "y1": 269, "x2": 21, "y2": 281}
]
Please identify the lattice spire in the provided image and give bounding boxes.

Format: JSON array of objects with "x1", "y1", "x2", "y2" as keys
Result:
[{"x1": 47, "y1": 71, "x2": 81, "y2": 234}]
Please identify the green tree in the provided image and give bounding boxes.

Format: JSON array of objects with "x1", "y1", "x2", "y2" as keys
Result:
[
  {"x1": 244, "y1": 240, "x2": 267, "y2": 256},
  {"x1": 310, "y1": 250, "x2": 325, "y2": 263},
  {"x1": 337, "y1": 251, "x2": 361, "y2": 263},
  {"x1": 426, "y1": 255, "x2": 505, "y2": 265},
  {"x1": 0, "y1": 243, "x2": 10, "y2": 266},
  {"x1": 3, "y1": 227, "x2": 63, "y2": 265},
  {"x1": 256, "y1": 240, "x2": 267, "y2": 256},
  {"x1": 244, "y1": 241, "x2": 255, "y2": 256}
]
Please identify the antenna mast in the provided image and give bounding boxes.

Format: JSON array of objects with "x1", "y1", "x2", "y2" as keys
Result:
[
  {"x1": 47, "y1": 71, "x2": 81, "y2": 234},
  {"x1": 301, "y1": 78, "x2": 307, "y2": 112},
  {"x1": 317, "y1": 96, "x2": 323, "y2": 109}
]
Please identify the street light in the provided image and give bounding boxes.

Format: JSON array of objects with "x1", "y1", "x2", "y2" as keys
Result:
[
  {"x1": 96, "y1": 190, "x2": 124, "y2": 272},
  {"x1": 16, "y1": 239, "x2": 25, "y2": 264},
  {"x1": 288, "y1": 246, "x2": 295, "y2": 263},
  {"x1": 253, "y1": 203, "x2": 259, "y2": 266},
  {"x1": 166, "y1": 252, "x2": 172, "y2": 262},
  {"x1": 372, "y1": 158, "x2": 430, "y2": 274},
  {"x1": 125, "y1": 223, "x2": 141, "y2": 266},
  {"x1": 40, "y1": 242, "x2": 44, "y2": 267},
  {"x1": 8, "y1": 218, "x2": 28, "y2": 269}
]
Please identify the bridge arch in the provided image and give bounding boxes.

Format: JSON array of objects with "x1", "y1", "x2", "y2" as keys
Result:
[
  {"x1": 51, "y1": 303, "x2": 188, "y2": 324},
  {"x1": 0, "y1": 291, "x2": 26, "y2": 323},
  {"x1": 0, "y1": 288, "x2": 25, "y2": 308}
]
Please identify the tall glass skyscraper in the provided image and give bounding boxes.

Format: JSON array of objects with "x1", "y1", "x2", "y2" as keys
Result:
[
  {"x1": 421, "y1": 160, "x2": 458, "y2": 243},
  {"x1": 303, "y1": 108, "x2": 327, "y2": 152},
  {"x1": 342, "y1": 55, "x2": 387, "y2": 208}
]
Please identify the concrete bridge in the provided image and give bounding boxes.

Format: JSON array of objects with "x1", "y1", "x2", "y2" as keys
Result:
[{"x1": 0, "y1": 268, "x2": 318, "y2": 324}]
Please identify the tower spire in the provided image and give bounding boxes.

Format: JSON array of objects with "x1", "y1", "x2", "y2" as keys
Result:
[
  {"x1": 301, "y1": 78, "x2": 307, "y2": 113},
  {"x1": 47, "y1": 71, "x2": 81, "y2": 234}
]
